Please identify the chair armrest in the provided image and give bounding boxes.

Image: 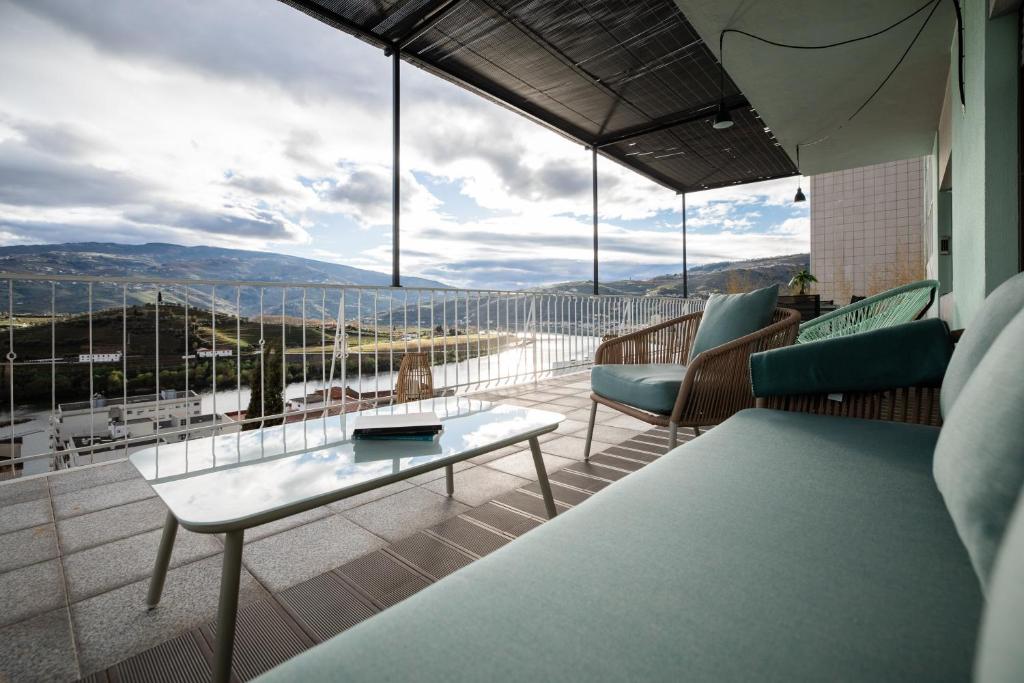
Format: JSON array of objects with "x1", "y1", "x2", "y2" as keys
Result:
[
  {"x1": 671, "y1": 307, "x2": 801, "y2": 424},
  {"x1": 594, "y1": 311, "x2": 702, "y2": 365},
  {"x1": 750, "y1": 318, "x2": 952, "y2": 398}
]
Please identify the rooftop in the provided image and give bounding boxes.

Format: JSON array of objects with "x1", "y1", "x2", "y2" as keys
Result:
[{"x1": 0, "y1": 374, "x2": 680, "y2": 681}]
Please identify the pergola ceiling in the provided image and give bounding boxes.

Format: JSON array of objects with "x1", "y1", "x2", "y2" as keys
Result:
[{"x1": 279, "y1": 0, "x2": 798, "y2": 192}]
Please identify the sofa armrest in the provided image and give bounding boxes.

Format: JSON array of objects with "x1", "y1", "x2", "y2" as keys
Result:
[{"x1": 750, "y1": 318, "x2": 952, "y2": 398}]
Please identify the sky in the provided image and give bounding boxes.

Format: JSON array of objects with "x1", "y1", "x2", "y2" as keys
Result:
[{"x1": 0, "y1": 0, "x2": 809, "y2": 290}]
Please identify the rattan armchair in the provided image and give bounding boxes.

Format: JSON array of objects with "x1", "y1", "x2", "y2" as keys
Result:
[{"x1": 584, "y1": 307, "x2": 801, "y2": 457}]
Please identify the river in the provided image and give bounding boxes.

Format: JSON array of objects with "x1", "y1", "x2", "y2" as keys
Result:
[{"x1": 2, "y1": 332, "x2": 599, "y2": 477}]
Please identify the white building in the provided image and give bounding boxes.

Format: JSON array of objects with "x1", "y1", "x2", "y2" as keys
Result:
[
  {"x1": 183, "y1": 347, "x2": 233, "y2": 359},
  {"x1": 53, "y1": 390, "x2": 202, "y2": 455},
  {"x1": 78, "y1": 351, "x2": 122, "y2": 363}
]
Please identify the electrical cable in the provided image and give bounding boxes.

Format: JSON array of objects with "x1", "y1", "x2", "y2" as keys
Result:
[{"x1": 715, "y1": 0, "x2": 966, "y2": 159}]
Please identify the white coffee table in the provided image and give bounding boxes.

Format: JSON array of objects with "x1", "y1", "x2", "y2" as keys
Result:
[{"x1": 130, "y1": 397, "x2": 564, "y2": 683}]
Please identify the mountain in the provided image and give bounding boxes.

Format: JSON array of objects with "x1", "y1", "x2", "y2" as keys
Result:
[
  {"x1": 0, "y1": 243, "x2": 449, "y2": 316},
  {"x1": 540, "y1": 253, "x2": 810, "y2": 298}
]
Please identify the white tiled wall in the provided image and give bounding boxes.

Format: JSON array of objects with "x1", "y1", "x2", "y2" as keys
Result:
[{"x1": 810, "y1": 158, "x2": 926, "y2": 304}]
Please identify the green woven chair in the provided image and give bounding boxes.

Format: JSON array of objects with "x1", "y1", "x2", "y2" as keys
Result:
[{"x1": 797, "y1": 279, "x2": 939, "y2": 344}]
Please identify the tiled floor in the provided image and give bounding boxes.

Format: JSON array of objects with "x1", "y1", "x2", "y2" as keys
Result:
[{"x1": 0, "y1": 374, "x2": 686, "y2": 682}]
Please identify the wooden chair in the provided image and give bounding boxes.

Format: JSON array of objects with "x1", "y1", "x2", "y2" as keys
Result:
[{"x1": 584, "y1": 307, "x2": 801, "y2": 457}]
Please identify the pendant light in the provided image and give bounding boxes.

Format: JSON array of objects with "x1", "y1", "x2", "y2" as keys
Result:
[
  {"x1": 793, "y1": 145, "x2": 806, "y2": 203},
  {"x1": 713, "y1": 38, "x2": 734, "y2": 130}
]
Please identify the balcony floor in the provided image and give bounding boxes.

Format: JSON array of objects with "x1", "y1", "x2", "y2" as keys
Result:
[{"x1": 0, "y1": 374, "x2": 694, "y2": 682}]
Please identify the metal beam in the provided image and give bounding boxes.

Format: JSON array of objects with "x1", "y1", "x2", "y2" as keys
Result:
[
  {"x1": 395, "y1": 0, "x2": 464, "y2": 48},
  {"x1": 681, "y1": 192, "x2": 688, "y2": 299},
  {"x1": 596, "y1": 95, "x2": 749, "y2": 149},
  {"x1": 592, "y1": 147, "x2": 599, "y2": 297},
  {"x1": 392, "y1": 49, "x2": 401, "y2": 288}
]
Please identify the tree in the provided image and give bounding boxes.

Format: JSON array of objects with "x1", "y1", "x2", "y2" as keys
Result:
[
  {"x1": 244, "y1": 341, "x2": 284, "y2": 429},
  {"x1": 788, "y1": 269, "x2": 819, "y2": 295}
]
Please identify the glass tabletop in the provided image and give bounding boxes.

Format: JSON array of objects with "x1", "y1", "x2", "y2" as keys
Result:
[{"x1": 129, "y1": 397, "x2": 563, "y2": 531}]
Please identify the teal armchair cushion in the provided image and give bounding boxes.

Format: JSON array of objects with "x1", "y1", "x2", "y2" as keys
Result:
[
  {"x1": 975, "y1": 487, "x2": 1024, "y2": 682},
  {"x1": 750, "y1": 318, "x2": 952, "y2": 397},
  {"x1": 590, "y1": 363, "x2": 686, "y2": 415},
  {"x1": 689, "y1": 285, "x2": 778, "y2": 360},
  {"x1": 934, "y1": 307, "x2": 1024, "y2": 589},
  {"x1": 941, "y1": 270, "x2": 1024, "y2": 418}
]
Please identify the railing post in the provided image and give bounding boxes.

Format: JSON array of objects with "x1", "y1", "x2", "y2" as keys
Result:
[
  {"x1": 391, "y1": 47, "x2": 401, "y2": 289},
  {"x1": 681, "y1": 191, "x2": 688, "y2": 299},
  {"x1": 592, "y1": 146, "x2": 599, "y2": 296}
]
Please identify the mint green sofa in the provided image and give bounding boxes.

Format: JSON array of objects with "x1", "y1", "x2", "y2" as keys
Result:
[{"x1": 258, "y1": 273, "x2": 1024, "y2": 682}]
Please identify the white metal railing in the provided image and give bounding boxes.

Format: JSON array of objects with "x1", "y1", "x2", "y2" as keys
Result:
[{"x1": 0, "y1": 273, "x2": 703, "y2": 476}]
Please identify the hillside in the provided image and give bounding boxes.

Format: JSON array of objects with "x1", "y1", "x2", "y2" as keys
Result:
[
  {"x1": 540, "y1": 253, "x2": 810, "y2": 297},
  {"x1": 0, "y1": 243, "x2": 448, "y2": 315}
]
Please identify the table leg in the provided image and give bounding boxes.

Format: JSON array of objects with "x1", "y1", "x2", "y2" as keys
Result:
[
  {"x1": 445, "y1": 464, "x2": 454, "y2": 496},
  {"x1": 147, "y1": 512, "x2": 179, "y2": 609},
  {"x1": 213, "y1": 529, "x2": 245, "y2": 683},
  {"x1": 528, "y1": 437, "x2": 557, "y2": 519}
]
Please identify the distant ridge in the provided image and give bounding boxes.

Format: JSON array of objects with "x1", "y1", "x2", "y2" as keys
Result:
[
  {"x1": 0, "y1": 242, "x2": 449, "y2": 315},
  {"x1": 539, "y1": 253, "x2": 811, "y2": 297}
]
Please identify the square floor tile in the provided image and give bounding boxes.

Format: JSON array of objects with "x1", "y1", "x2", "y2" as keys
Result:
[
  {"x1": 0, "y1": 608, "x2": 78, "y2": 682},
  {"x1": 590, "y1": 425, "x2": 643, "y2": 444},
  {"x1": 342, "y1": 487, "x2": 468, "y2": 543},
  {"x1": 243, "y1": 514, "x2": 386, "y2": 592},
  {"x1": 326, "y1": 481, "x2": 413, "y2": 513},
  {"x1": 467, "y1": 444, "x2": 523, "y2": 465},
  {"x1": 405, "y1": 461, "x2": 473, "y2": 485},
  {"x1": 485, "y1": 450, "x2": 574, "y2": 481},
  {"x1": 0, "y1": 477, "x2": 48, "y2": 508},
  {"x1": 0, "y1": 523, "x2": 59, "y2": 573},
  {"x1": 0, "y1": 558, "x2": 65, "y2": 628},
  {"x1": 423, "y1": 466, "x2": 528, "y2": 507},
  {"x1": 555, "y1": 419, "x2": 589, "y2": 435},
  {"x1": 52, "y1": 478, "x2": 155, "y2": 520},
  {"x1": 539, "y1": 435, "x2": 613, "y2": 460},
  {"x1": 47, "y1": 460, "x2": 140, "y2": 496},
  {"x1": 63, "y1": 526, "x2": 223, "y2": 602},
  {"x1": 0, "y1": 497, "x2": 52, "y2": 536},
  {"x1": 72, "y1": 555, "x2": 268, "y2": 677},
  {"x1": 245, "y1": 506, "x2": 332, "y2": 543},
  {"x1": 603, "y1": 413, "x2": 656, "y2": 431},
  {"x1": 57, "y1": 496, "x2": 168, "y2": 554}
]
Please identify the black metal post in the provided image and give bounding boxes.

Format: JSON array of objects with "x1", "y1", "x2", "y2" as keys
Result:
[
  {"x1": 391, "y1": 48, "x2": 401, "y2": 288},
  {"x1": 592, "y1": 147, "x2": 599, "y2": 296},
  {"x1": 681, "y1": 192, "x2": 688, "y2": 298}
]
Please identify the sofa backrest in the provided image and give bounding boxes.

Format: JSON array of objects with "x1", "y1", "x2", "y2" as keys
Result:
[
  {"x1": 975, "y1": 484, "x2": 1024, "y2": 681},
  {"x1": 940, "y1": 271, "x2": 1024, "y2": 418},
  {"x1": 934, "y1": 306, "x2": 1024, "y2": 589}
]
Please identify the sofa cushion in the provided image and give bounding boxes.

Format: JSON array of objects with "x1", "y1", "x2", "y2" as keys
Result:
[
  {"x1": 975, "y1": 486, "x2": 1024, "y2": 682},
  {"x1": 941, "y1": 270, "x2": 1024, "y2": 418},
  {"x1": 934, "y1": 307, "x2": 1024, "y2": 589},
  {"x1": 257, "y1": 409, "x2": 981, "y2": 683},
  {"x1": 591, "y1": 363, "x2": 686, "y2": 415},
  {"x1": 750, "y1": 318, "x2": 952, "y2": 397},
  {"x1": 689, "y1": 285, "x2": 778, "y2": 360}
]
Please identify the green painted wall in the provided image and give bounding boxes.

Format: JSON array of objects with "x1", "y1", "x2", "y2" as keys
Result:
[
  {"x1": 938, "y1": 189, "x2": 953, "y2": 294},
  {"x1": 950, "y1": 0, "x2": 1019, "y2": 326},
  {"x1": 946, "y1": 0, "x2": 1019, "y2": 325}
]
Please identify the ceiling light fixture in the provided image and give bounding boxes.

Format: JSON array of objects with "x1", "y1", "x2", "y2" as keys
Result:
[
  {"x1": 793, "y1": 145, "x2": 806, "y2": 203},
  {"x1": 713, "y1": 38, "x2": 734, "y2": 130}
]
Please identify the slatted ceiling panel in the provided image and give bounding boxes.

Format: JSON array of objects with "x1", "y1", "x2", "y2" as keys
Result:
[{"x1": 279, "y1": 0, "x2": 797, "y2": 191}]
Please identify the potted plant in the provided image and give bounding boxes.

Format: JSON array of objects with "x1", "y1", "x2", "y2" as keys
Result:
[{"x1": 779, "y1": 269, "x2": 821, "y2": 320}]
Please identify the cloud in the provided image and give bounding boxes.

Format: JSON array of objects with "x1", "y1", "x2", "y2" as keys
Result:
[
  {"x1": 123, "y1": 204, "x2": 305, "y2": 241},
  {"x1": 0, "y1": 138, "x2": 149, "y2": 207},
  {"x1": 0, "y1": 0, "x2": 809, "y2": 290},
  {"x1": 10, "y1": 0, "x2": 386, "y2": 103}
]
